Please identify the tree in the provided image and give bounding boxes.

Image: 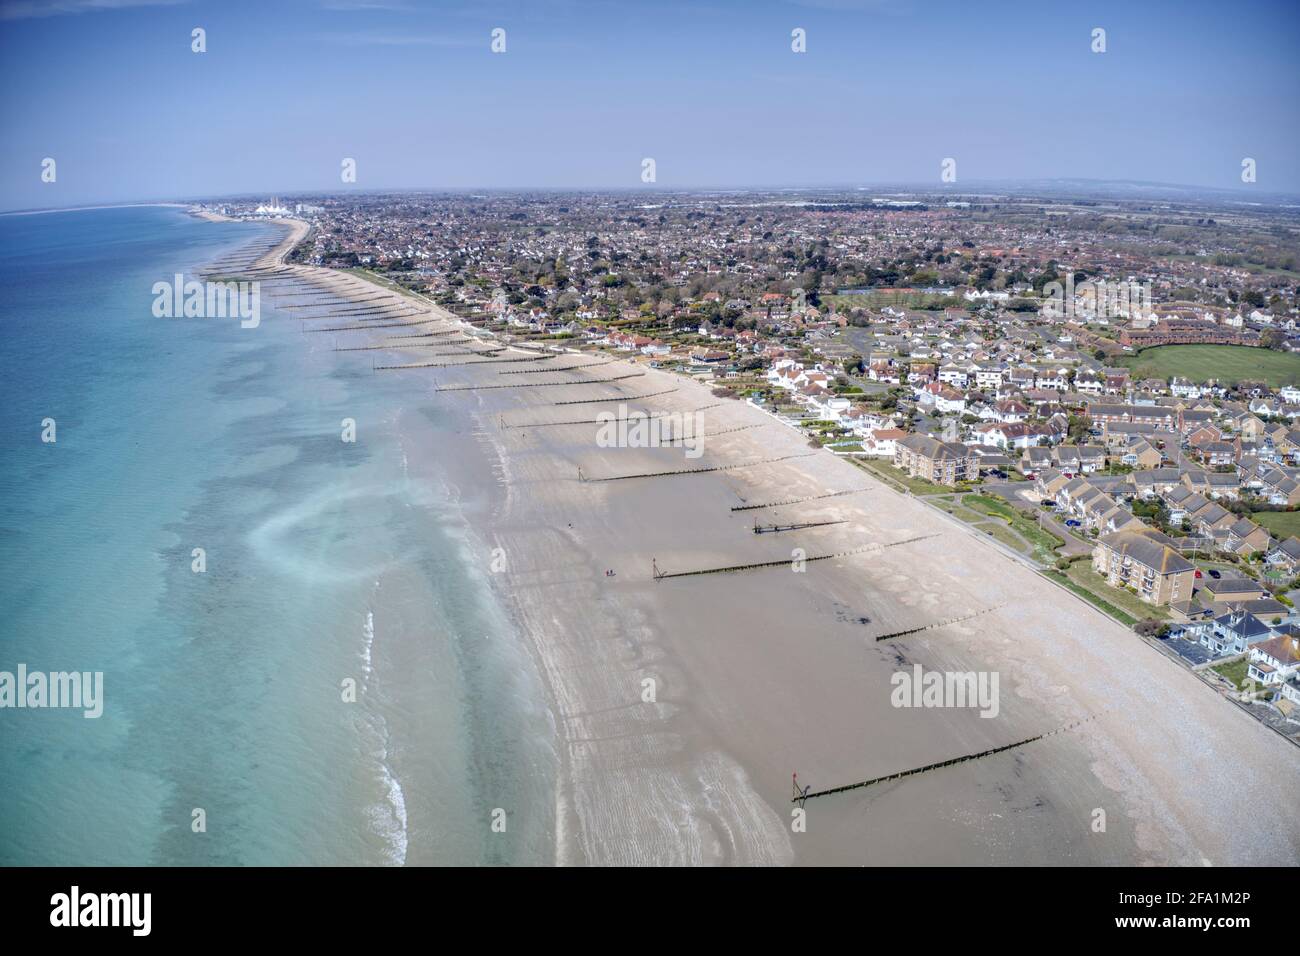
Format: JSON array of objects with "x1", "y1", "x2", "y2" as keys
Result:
[{"x1": 1261, "y1": 329, "x2": 1286, "y2": 351}]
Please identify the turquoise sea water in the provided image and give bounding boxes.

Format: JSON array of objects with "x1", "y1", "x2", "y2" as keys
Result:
[{"x1": 0, "y1": 206, "x2": 556, "y2": 865}]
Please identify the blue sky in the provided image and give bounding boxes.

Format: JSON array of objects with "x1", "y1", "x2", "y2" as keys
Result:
[{"x1": 1, "y1": 0, "x2": 1297, "y2": 209}]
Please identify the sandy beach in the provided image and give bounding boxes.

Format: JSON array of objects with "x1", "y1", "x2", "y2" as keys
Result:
[{"x1": 224, "y1": 218, "x2": 1300, "y2": 866}]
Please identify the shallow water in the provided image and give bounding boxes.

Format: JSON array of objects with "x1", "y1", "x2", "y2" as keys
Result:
[{"x1": 0, "y1": 206, "x2": 556, "y2": 865}]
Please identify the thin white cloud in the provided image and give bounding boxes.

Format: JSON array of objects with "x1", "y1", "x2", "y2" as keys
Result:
[{"x1": 0, "y1": 0, "x2": 186, "y2": 20}]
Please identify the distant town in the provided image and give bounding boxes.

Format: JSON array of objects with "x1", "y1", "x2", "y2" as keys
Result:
[{"x1": 206, "y1": 187, "x2": 1300, "y2": 737}]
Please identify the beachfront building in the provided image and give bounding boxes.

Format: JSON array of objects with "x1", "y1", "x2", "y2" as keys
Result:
[
  {"x1": 1092, "y1": 529, "x2": 1196, "y2": 606},
  {"x1": 893, "y1": 434, "x2": 977, "y2": 486},
  {"x1": 1203, "y1": 610, "x2": 1276, "y2": 657},
  {"x1": 1247, "y1": 630, "x2": 1300, "y2": 686}
]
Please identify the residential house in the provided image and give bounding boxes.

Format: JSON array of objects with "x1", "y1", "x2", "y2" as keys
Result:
[
  {"x1": 1265, "y1": 536, "x2": 1300, "y2": 576},
  {"x1": 1200, "y1": 576, "x2": 1270, "y2": 604},
  {"x1": 1202, "y1": 610, "x2": 1276, "y2": 657},
  {"x1": 1248, "y1": 630, "x2": 1300, "y2": 686}
]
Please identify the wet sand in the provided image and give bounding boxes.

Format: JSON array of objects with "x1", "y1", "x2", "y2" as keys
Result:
[{"x1": 226, "y1": 219, "x2": 1300, "y2": 866}]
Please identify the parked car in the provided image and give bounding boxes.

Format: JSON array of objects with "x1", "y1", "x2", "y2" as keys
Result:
[{"x1": 1065, "y1": 519, "x2": 1082, "y2": 528}]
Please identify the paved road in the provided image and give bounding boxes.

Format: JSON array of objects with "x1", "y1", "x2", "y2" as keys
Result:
[
  {"x1": 979, "y1": 480, "x2": 1041, "y2": 509},
  {"x1": 1039, "y1": 512, "x2": 1095, "y2": 557}
]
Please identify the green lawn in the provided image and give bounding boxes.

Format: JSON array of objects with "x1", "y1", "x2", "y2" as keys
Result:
[
  {"x1": 1251, "y1": 511, "x2": 1300, "y2": 539},
  {"x1": 963, "y1": 494, "x2": 1064, "y2": 560},
  {"x1": 852, "y1": 458, "x2": 950, "y2": 495},
  {"x1": 1042, "y1": 570, "x2": 1138, "y2": 627},
  {"x1": 1119, "y1": 345, "x2": 1300, "y2": 388},
  {"x1": 1211, "y1": 658, "x2": 1252, "y2": 691},
  {"x1": 1065, "y1": 563, "x2": 1169, "y2": 622}
]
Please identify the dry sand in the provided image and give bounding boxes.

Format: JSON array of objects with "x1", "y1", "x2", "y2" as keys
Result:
[{"x1": 233, "y1": 218, "x2": 1300, "y2": 866}]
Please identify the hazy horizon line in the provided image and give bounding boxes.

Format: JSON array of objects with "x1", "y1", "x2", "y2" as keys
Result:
[{"x1": 6, "y1": 176, "x2": 1299, "y2": 216}]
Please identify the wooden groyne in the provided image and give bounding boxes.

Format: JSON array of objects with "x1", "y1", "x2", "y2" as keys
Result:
[
  {"x1": 498, "y1": 362, "x2": 613, "y2": 375},
  {"x1": 500, "y1": 404, "x2": 721, "y2": 430},
  {"x1": 792, "y1": 716, "x2": 1096, "y2": 803},
  {"x1": 271, "y1": 291, "x2": 384, "y2": 302},
  {"x1": 553, "y1": 387, "x2": 679, "y2": 406},
  {"x1": 374, "y1": 354, "x2": 556, "y2": 370},
  {"x1": 871, "y1": 604, "x2": 1003, "y2": 642},
  {"x1": 384, "y1": 328, "x2": 466, "y2": 340},
  {"x1": 298, "y1": 306, "x2": 417, "y2": 319},
  {"x1": 280, "y1": 298, "x2": 384, "y2": 309},
  {"x1": 305, "y1": 318, "x2": 438, "y2": 333},
  {"x1": 334, "y1": 344, "x2": 501, "y2": 355},
  {"x1": 651, "y1": 533, "x2": 937, "y2": 580},
  {"x1": 873, "y1": 606, "x2": 1003, "y2": 642},
  {"x1": 426, "y1": 372, "x2": 645, "y2": 391},
  {"x1": 584, "y1": 451, "x2": 814, "y2": 483},
  {"x1": 753, "y1": 518, "x2": 848, "y2": 534},
  {"x1": 731, "y1": 488, "x2": 870, "y2": 512}
]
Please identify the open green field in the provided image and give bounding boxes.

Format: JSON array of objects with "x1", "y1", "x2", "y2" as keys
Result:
[
  {"x1": 1119, "y1": 345, "x2": 1300, "y2": 387},
  {"x1": 1251, "y1": 510, "x2": 1300, "y2": 539}
]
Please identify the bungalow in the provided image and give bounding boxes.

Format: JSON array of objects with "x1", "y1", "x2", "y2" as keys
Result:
[{"x1": 1200, "y1": 575, "x2": 1270, "y2": 604}]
